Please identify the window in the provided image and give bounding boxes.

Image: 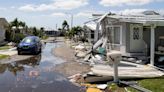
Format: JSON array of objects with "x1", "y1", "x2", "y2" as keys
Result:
[
  {"x1": 106, "y1": 26, "x2": 122, "y2": 44},
  {"x1": 133, "y1": 27, "x2": 140, "y2": 40},
  {"x1": 113, "y1": 27, "x2": 121, "y2": 44}
]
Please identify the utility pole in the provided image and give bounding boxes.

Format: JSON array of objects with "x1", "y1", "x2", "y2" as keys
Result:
[
  {"x1": 65, "y1": 13, "x2": 73, "y2": 29},
  {"x1": 56, "y1": 24, "x2": 58, "y2": 30},
  {"x1": 71, "y1": 14, "x2": 73, "y2": 29}
]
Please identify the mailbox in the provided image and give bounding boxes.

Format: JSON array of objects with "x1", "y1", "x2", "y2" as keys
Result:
[
  {"x1": 107, "y1": 51, "x2": 122, "y2": 63},
  {"x1": 107, "y1": 51, "x2": 122, "y2": 83}
]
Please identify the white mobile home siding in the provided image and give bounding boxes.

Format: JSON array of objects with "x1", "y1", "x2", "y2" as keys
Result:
[{"x1": 0, "y1": 27, "x2": 5, "y2": 43}]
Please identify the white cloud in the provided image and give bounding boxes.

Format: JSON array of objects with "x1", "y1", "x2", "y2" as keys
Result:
[
  {"x1": 100, "y1": 0, "x2": 154, "y2": 7},
  {"x1": 75, "y1": 10, "x2": 105, "y2": 17},
  {"x1": 0, "y1": 7, "x2": 6, "y2": 11},
  {"x1": 110, "y1": 9, "x2": 164, "y2": 16},
  {"x1": 76, "y1": 12, "x2": 92, "y2": 17},
  {"x1": 19, "y1": 0, "x2": 89, "y2": 12},
  {"x1": 19, "y1": 4, "x2": 36, "y2": 11},
  {"x1": 19, "y1": 4, "x2": 56, "y2": 12},
  {"x1": 118, "y1": 9, "x2": 148, "y2": 15},
  {"x1": 53, "y1": 0, "x2": 88, "y2": 10},
  {"x1": 11, "y1": 6, "x2": 16, "y2": 9},
  {"x1": 51, "y1": 12, "x2": 66, "y2": 17}
]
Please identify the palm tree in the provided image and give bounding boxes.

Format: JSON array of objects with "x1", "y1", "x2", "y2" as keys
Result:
[
  {"x1": 33, "y1": 27, "x2": 38, "y2": 36},
  {"x1": 19, "y1": 21, "x2": 26, "y2": 28},
  {"x1": 10, "y1": 18, "x2": 19, "y2": 40},
  {"x1": 10, "y1": 18, "x2": 19, "y2": 28},
  {"x1": 25, "y1": 25, "x2": 28, "y2": 35},
  {"x1": 39, "y1": 27, "x2": 44, "y2": 37},
  {"x1": 62, "y1": 20, "x2": 69, "y2": 31},
  {"x1": 4, "y1": 24, "x2": 12, "y2": 41},
  {"x1": 18, "y1": 21, "x2": 26, "y2": 34}
]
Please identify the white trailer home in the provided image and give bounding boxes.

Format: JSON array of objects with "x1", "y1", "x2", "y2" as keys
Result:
[
  {"x1": 0, "y1": 18, "x2": 9, "y2": 44},
  {"x1": 96, "y1": 11, "x2": 164, "y2": 66},
  {"x1": 83, "y1": 17, "x2": 102, "y2": 44}
]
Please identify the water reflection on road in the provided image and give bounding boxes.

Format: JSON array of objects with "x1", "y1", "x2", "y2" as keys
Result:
[{"x1": 0, "y1": 43, "x2": 81, "y2": 92}]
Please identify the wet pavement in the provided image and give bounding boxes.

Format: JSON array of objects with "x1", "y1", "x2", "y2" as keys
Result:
[{"x1": 0, "y1": 42, "x2": 82, "y2": 92}]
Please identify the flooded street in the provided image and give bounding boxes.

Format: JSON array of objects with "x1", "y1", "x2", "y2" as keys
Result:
[{"x1": 0, "y1": 42, "x2": 81, "y2": 92}]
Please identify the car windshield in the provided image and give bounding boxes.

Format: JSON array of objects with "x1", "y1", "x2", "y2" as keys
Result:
[{"x1": 22, "y1": 38, "x2": 35, "y2": 43}]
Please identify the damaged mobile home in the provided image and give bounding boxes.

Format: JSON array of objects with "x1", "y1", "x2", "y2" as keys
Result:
[
  {"x1": 87, "y1": 11, "x2": 164, "y2": 66},
  {"x1": 68, "y1": 11, "x2": 164, "y2": 86},
  {"x1": 83, "y1": 19, "x2": 102, "y2": 44}
]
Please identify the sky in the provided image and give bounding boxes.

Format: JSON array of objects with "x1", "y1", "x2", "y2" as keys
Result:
[{"x1": 0, "y1": 0, "x2": 164, "y2": 29}]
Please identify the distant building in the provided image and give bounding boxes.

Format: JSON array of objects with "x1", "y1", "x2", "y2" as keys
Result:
[
  {"x1": 44, "y1": 30, "x2": 59, "y2": 37},
  {"x1": 0, "y1": 18, "x2": 9, "y2": 44}
]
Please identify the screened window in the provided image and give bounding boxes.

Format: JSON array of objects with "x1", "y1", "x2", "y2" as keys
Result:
[
  {"x1": 107, "y1": 26, "x2": 121, "y2": 44},
  {"x1": 113, "y1": 27, "x2": 121, "y2": 44}
]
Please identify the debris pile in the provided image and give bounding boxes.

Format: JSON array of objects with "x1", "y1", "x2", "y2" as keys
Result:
[{"x1": 64, "y1": 36, "x2": 164, "y2": 92}]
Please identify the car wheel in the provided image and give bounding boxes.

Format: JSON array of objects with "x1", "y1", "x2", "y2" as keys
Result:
[
  {"x1": 18, "y1": 51, "x2": 21, "y2": 55},
  {"x1": 39, "y1": 47, "x2": 42, "y2": 53},
  {"x1": 34, "y1": 48, "x2": 39, "y2": 55}
]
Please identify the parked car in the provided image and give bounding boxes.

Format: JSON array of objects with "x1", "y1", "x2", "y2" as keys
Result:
[{"x1": 17, "y1": 36, "x2": 42, "y2": 55}]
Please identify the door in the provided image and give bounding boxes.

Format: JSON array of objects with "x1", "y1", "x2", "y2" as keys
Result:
[{"x1": 130, "y1": 24, "x2": 143, "y2": 52}]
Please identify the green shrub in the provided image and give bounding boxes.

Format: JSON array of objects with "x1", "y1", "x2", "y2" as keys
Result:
[{"x1": 13, "y1": 33, "x2": 25, "y2": 43}]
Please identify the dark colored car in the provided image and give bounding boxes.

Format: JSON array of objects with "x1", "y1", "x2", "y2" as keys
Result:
[{"x1": 17, "y1": 36, "x2": 42, "y2": 55}]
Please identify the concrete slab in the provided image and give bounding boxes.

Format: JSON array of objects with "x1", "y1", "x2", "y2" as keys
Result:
[
  {"x1": 91, "y1": 63, "x2": 164, "y2": 78},
  {"x1": 0, "y1": 50, "x2": 17, "y2": 56}
]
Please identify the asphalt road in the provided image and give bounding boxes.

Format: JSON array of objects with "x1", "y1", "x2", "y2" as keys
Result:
[{"x1": 0, "y1": 42, "x2": 83, "y2": 92}]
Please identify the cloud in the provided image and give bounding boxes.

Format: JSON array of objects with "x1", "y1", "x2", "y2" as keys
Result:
[
  {"x1": 100, "y1": 0, "x2": 155, "y2": 7},
  {"x1": 19, "y1": 4, "x2": 57, "y2": 12},
  {"x1": 19, "y1": 0, "x2": 89, "y2": 12},
  {"x1": 53, "y1": 0, "x2": 88, "y2": 10},
  {"x1": 0, "y1": 7, "x2": 6, "y2": 11},
  {"x1": 76, "y1": 12, "x2": 92, "y2": 17},
  {"x1": 75, "y1": 10, "x2": 105, "y2": 17},
  {"x1": 118, "y1": 9, "x2": 148, "y2": 15},
  {"x1": 51, "y1": 12, "x2": 66, "y2": 17},
  {"x1": 112, "y1": 8, "x2": 164, "y2": 16}
]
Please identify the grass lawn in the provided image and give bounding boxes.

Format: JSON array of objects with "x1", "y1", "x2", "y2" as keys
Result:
[
  {"x1": 42, "y1": 36, "x2": 48, "y2": 40},
  {"x1": 127, "y1": 76, "x2": 164, "y2": 92},
  {"x1": 0, "y1": 46, "x2": 10, "y2": 50},
  {"x1": 0, "y1": 54, "x2": 9, "y2": 60},
  {"x1": 105, "y1": 76, "x2": 164, "y2": 92}
]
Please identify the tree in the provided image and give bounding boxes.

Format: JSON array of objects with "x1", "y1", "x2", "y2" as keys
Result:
[
  {"x1": 62, "y1": 20, "x2": 69, "y2": 31},
  {"x1": 39, "y1": 27, "x2": 44, "y2": 37},
  {"x1": 61, "y1": 20, "x2": 69, "y2": 36},
  {"x1": 66, "y1": 26, "x2": 83, "y2": 39},
  {"x1": 19, "y1": 21, "x2": 26, "y2": 28},
  {"x1": 32, "y1": 27, "x2": 39, "y2": 36},
  {"x1": 5, "y1": 24, "x2": 12, "y2": 41},
  {"x1": 10, "y1": 18, "x2": 19, "y2": 28}
]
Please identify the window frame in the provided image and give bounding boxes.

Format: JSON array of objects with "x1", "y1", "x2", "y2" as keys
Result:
[{"x1": 106, "y1": 25, "x2": 122, "y2": 45}]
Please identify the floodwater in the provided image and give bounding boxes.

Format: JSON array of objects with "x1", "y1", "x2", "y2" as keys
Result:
[{"x1": 0, "y1": 43, "x2": 82, "y2": 92}]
